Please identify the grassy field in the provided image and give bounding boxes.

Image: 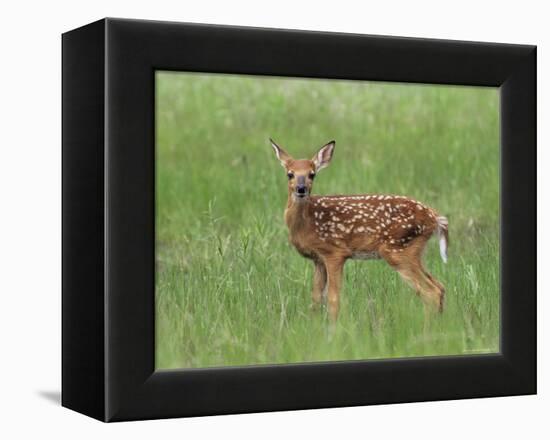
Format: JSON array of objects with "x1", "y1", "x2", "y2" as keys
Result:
[{"x1": 155, "y1": 72, "x2": 500, "y2": 370}]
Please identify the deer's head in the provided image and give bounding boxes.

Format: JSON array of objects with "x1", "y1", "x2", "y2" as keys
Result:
[{"x1": 270, "y1": 139, "x2": 335, "y2": 201}]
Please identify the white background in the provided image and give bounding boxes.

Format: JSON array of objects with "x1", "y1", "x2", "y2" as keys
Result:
[{"x1": 0, "y1": 0, "x2": 546, "y2": 437}]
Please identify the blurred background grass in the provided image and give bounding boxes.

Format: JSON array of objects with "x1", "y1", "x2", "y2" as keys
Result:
[{"x1": 155, "y1": 72, "x2": 500, "y2": 369}]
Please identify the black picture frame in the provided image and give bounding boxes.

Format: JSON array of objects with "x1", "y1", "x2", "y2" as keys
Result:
[{"x1": 62, "y1": 18, "x2": 536, "y2": 422}]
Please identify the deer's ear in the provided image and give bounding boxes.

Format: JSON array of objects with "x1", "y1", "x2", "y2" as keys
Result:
[
  {"x1": 312, "y1": 140, "x2": 335, "y2": 172},
  {"x1": 270, "y1": 138, "x2": 292, "y2": 168}
]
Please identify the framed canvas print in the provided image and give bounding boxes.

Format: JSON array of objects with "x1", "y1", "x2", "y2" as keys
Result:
[{"x1": 62, "y1": 18, "x2": 536, "y2": 421}]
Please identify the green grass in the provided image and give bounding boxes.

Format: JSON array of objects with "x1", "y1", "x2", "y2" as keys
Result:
[{"x1": 155, "y1": 72, "x2": 500, "y2": 369}]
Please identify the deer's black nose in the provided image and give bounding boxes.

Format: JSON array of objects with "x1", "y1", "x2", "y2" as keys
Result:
[{"x1": 296, "y1": 186, "x2": 307, "y2": 194}]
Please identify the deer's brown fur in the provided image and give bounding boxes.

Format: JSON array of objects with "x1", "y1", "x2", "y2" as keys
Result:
[{"x1": 271, "y1": 139, "x2": 448, "y2": 322}]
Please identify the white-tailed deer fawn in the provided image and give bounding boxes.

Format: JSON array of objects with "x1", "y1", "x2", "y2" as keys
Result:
[{"x1": 271, "y1": 139, "x2": 449, "y2": 322}]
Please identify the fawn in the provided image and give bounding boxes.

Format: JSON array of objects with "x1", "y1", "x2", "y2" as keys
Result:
[{"x1": 271, "y1": 139, "x2": 449, "y2": 322}]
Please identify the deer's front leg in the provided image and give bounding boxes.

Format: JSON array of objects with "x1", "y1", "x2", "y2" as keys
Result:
[
  {"x1": 324, "y1": 257, "x2": 345, "y2": 322},
  {"x1": 311, "y1": 260, "x2": 327, "y2": 311}
]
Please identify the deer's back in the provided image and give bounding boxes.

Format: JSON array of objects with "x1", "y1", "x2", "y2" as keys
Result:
[{"x1": 306, "y1": 194, "x2": 440, "y2": 258}]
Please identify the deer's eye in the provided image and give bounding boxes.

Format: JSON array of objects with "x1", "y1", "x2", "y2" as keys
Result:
[
  {"x1": 287, "y1": 172, "x2": 294, "y2": 180},
  {"x1": 309, "y1": 172, "x2": 316, "y2": 180}
]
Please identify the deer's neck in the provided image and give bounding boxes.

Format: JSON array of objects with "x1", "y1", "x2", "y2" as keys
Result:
[{"x1": 284, "y1": 194, "x2": 312, "y2": 235}]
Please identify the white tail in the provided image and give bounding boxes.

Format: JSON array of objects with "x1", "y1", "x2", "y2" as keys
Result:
[{"x1": 437, "y1": 216, "x2": 449, "y2": 263}]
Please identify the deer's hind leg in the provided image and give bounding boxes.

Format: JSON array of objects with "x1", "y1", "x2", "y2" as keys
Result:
[
  {"x1": 423, "y1": 270, "x2": 445, "y2": 312},
  {"x1": 414, "y1": 236, "x2": 446, "y2": 312},
  {"x1": 395, "y1": 262, "x2": 442, "y2": 311},
  {"x1": 380, "y1": 239, "x2": 444, "y2": 313}
]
